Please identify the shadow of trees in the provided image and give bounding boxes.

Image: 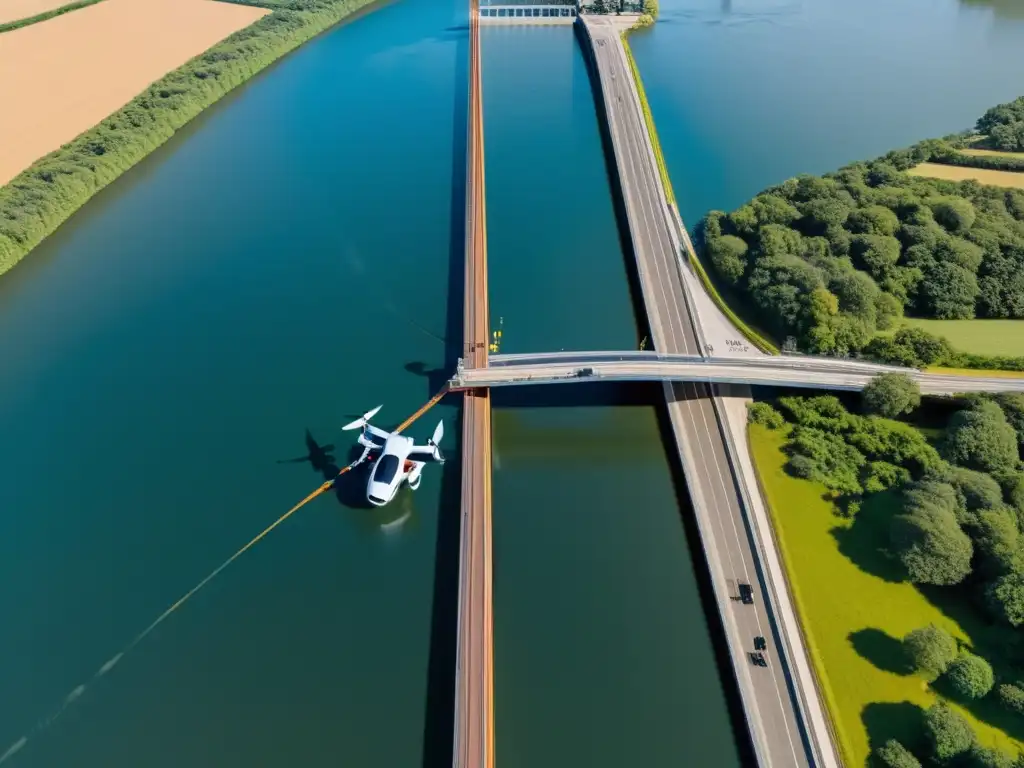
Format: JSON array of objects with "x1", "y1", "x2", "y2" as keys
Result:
[
  {"x1": 862, "y1": 701, "x2": 927, "y2": 764},
  {"x1": 850, "y1": 628, "x2": 913, "y2": 676},
  {"x1": 830, "y1": 492, "x2": 906, "y2": 584}
]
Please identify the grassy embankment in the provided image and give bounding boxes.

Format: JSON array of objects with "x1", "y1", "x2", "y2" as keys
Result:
[
  {"x1": 0, "y1": 0, "x2": 378, "y2": 279},
  {"x1": 618, "y1": 30, "x2": 779, "y2": 354},
  {"x1": 0, "y1": 0, "x2": 104, "y2": 33},
  {"x1": 750, "y1": 422, "x2": 1024, "y2": 766},
  {"x1": 902, "y1": 318, "x2": 1024, "y2": 357}
]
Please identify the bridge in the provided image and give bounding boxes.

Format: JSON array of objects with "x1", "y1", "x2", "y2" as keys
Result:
[
  {"x1": 449, "y1": 7, "x2": 1024, "y2": 768},
  {"x1": 449, "y1": 351, "x2": 1024, "y2": 395},
  {"x1": 451, "y1": 0, "x2": 494, "y2": 766}
]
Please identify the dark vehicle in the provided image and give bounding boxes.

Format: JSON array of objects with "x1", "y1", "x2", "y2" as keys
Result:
[
  {"x1": 754, "y1": 636, "x2": 767, "y2": 651},
  {"x1": 738, "y1": 582, "x2": 754, "y2": 605},
  {"x1": 576, "y1": 367, "x2": 596, "y2": 377},
  {"x1": 749, "y1": 651, "x2": 767, "y2": 667}
]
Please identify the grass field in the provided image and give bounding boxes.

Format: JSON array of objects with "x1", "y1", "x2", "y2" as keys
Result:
[
  {"x1": 0, "y1": 0, "x2": 268, "y2": 184},
  {"x1": 750, "y1": 423, "x2": 1024, "y2": 766},
  {"x1": 902, "y1": 318, "x2": 1024, "y2": 356},
  {"x1": 963, "y1": 147, "x2": 1024, "y2": 160},
  {"x1": 907, "y1": 162, "x2": 1024, "y2": 189}
]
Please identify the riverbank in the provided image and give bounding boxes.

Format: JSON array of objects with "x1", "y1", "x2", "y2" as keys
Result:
[{"x1": 0, "y1": 0, "x2": 379, "y2": 279}]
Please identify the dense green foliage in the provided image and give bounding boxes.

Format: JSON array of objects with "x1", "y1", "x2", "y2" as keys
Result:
[
  {"x1": 0, "y1": 0, "x2": 104, "y2": 34},
  {"x1": 0, "y1": 0, "x2": 377, "y2": 278},
  {"x1": 747, "y1": 401, "x2": 785, "y2": 429},
  {"x1": 903, "y1": 623, "x2": 958, "y2": 681},
  {"x1": 946, "y1": 652, "x2": 996, "y2": 699},
  {"x1": 862, "y1": 373, "x2": 922, "y2": 418},
  {"x1": 926, "y1": 701, "x2": 976, "y2": 760},
  {"x1": 700, "y1": 95, "x2": 1024, "y2": 368},
  {"x1": 764, "y1": 389, "x2": 1024, "y2": 765},
  {"x1": 876, "y1": 739, "x2": 923, "y2": 768},
  {"x1": 980, "y1": 97, "x2": 1024, "y2": 152}
]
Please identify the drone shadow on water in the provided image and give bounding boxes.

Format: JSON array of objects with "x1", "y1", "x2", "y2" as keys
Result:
[{"x1": 276, "y1": 428, "x2": 373, "y2": 510}]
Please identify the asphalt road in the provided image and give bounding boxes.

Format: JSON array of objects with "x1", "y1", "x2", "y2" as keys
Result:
[{"x1": 584, "y1": 15, "x2": 823, "y2": 768}]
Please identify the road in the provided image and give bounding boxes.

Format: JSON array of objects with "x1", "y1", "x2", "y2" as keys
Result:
[
  {"x1": 582, "y1": 15, "x2": 834, "y2": 768},
  {"x1": 452, "y1": 0, "x2": 494, "y2": 764},
  {"x1": 450, "y1": 353, "x2": 1024, "y2": 395}
]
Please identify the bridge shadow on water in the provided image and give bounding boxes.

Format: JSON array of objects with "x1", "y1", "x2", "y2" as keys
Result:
[{"x1": 419, "y1": 16, "x2": 468, "y2": 768}]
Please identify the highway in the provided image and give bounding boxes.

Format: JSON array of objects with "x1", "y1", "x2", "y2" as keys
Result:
[
  {"x1": 450, "y1": 352, "x2": 1024, "y2": 395},
  {"x1": 452, "y1": 0, "x2": 494, "y2": 765},
  {"x1": 580, "y1": 15, "x2": 834, "y2": 768}
]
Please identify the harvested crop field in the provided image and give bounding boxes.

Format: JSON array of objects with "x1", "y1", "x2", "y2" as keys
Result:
[
  {"x1": 907, "y1": 162, "x2": 1024, "y2": 188},
  {"x1": 0, "y1": 0, "x2": 268, "y2": 185},
  {"x1": 962, "y1": 147, "x2": 1024, "y2": 160}
]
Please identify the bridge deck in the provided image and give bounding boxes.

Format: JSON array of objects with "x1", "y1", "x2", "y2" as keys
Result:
[{"x1": 452, "y1": 0, "x2": 494, "y2": 765}]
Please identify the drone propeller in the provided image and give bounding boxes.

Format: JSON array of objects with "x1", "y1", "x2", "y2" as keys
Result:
[
  {"x1": 342, "y1": 404, "x2": 382, "y2": 431},
  {"x1": 429, "y1": 419, "x2": 444, "y2": 447}
]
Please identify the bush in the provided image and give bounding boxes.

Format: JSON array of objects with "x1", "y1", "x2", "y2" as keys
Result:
[
  {"x1": 862, "y1": 373, "x2": 921, "y2": 418},
  {"x1": 925, "y1": 701, "x2": 975, "y2": 761},
  {"x1": 945, "y1": 651, "x2": 995, "y2": 699},
  {"x1": 747, "y1": 402, "x2": 785, "y2": 429},
  {"x1": 875, "y1": 739, "x2": 922, "y2": 768},
  {"x1": 891, "y1": 483, "x2": 974, "y2": 585},
  {"x1": 903, "y1": 624, "x2": 958, "y2": 681}
]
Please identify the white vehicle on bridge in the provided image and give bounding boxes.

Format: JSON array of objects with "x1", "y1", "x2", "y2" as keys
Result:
[{"x1": 342, "y1": 405, "x2": 445, "y2": 507}]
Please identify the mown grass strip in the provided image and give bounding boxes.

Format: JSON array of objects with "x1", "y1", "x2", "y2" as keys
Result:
[
  {"x1": 619, "y1": 29, "x2": 779, "y2": 354},
  {"x1": 0, "y1": 0, "x2": 104, "y2": 34},
  {"x1": 0, "y1": 0, "x2": 378, "y2": 279}
]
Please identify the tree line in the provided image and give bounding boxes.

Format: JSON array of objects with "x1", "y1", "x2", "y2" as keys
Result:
[
  {"x1": 701, "y1": 96, "x2": 1024, "y2": 370},
  {"x1": 751, "y1": 377, "x2": 1024, "y2": 766},
  {"x1": 0, "y1": 0, "x2": 378, "y2": 279}
]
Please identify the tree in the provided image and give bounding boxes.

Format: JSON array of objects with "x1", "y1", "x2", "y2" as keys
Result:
[
  {"x1": 747, "y1": 402, "x2": 785, "y2": 429},
  {"x1": 875, "y1": 739, "x2": 922, "y2": 768},
  {"x1": 847, "y1": 204, "x2": 900, "y2": 236},
  {"x1": 997, "y1": 682, "x2": 1024, "y2": 715},
  {"x1": 986, "y1": 571, "x2": 1024, "y2": 627},
  {"x1": 862, "y1": 373, "x2": 921, "y2": 418},
  {"x1": 992, "y1": 392, "x2": 1024, "y2": 446},
  {"x1": 707, "y1": 234, "x2": 749, "y2": 285},
  {"x1": 931, "y1": 196, "x2": 978, "y2": 233},
  {"x1": 944, "y1": 401, "x2": 1020, "y2": 474},
  {"x1": 950, "y1": 467, "x2": 1004, "y2": 513},
  {"x1": 925, "y1": 701, "x2": 975, "y2": 761},
  {"x1": 890, "y1": 506, "x2": 973, "y2": 585},
  {"x1": 945, "y1": 651, "x2": 995, "y2": 699},
  {"x1": 641, "y1": 0, "x2": 658, "y2": 18},
  {"x1": 918, "y1": 261, "x2": 979, "y2": 319},
  {"x1": 973, "y1": 508, "x2": 1020, "y2": 576},
  {"x1": 903, "y1": 624, "x2": 958, "y2": 680},
  {"x1": 964, "y1": 743, "x2": 1016, "y2": 768},
  {"x1": 851, "y1": 234, "x2": 902, "y2": 281}
]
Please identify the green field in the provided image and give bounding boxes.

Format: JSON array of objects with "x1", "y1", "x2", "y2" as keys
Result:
[
  {"x1": 750, "y1": 423, "x2": 1024, "y2": 766},
  {"x1": 902, "y1": 318, "x2": 1024, "y2": 356}
]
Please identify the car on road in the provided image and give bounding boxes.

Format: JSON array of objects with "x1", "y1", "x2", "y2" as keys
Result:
[
  {"x1": 576, "y1": 367, "x2": 596, "y2": 378},
  {"x1": 754, "y1": 635, "x2": 767, "y2": 651},
  {"x1": 738, "y1": 582, "x2": 754, "y2": 604},
  {"x1": 749, "y1": 651, "x2": 767, "y2": 667}
]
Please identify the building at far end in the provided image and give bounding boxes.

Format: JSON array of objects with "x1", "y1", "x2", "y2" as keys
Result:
[{"x1": 479, "y1": 0, "x2": 578, "y2": 23}]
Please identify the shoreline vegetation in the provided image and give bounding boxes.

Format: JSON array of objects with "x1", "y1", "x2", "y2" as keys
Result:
[
  {"x1": 749, "y1": 384, "x2": 1024, "y2": 767},
  {"x1": 0, "y1": 0, "x2": 104, "y2": 33},
  {"x1": 618, "y1": 17, "x2": 779, "y2": 354},
  {"x1": 700, "y1": 96, "x2": 1024, "y2": 373},
  {"x1": 0, "y1": 0, "x2": 379, "y2": 280}
]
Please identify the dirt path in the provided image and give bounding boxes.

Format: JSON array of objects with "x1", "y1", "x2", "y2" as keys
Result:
[{"x1": 0, "y1": 0, "x2": 268, "y2": 185}]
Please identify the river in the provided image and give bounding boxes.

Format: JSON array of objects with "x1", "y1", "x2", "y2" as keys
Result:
[{"x1": 1, "y1": 0, "x2": 1023, "y2": 766}]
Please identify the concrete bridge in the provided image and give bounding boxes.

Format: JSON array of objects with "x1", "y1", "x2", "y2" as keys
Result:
[{"x1": 449, "y1": 350, "x2": 1024, "y2": 395}]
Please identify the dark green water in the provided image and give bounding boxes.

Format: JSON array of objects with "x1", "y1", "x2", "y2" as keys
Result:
[
  {"x1": 0, "y1": 1, "x2": 467, "y2": 765},
  {"x1": 483, "y1": 26, "x2": 745, "y2": 767},
  {"x1": 3, "y1": 0, "x2": 1024, "y2": 766}
]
